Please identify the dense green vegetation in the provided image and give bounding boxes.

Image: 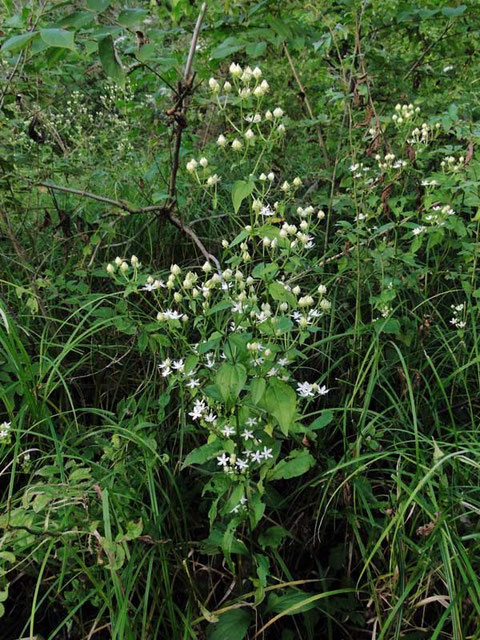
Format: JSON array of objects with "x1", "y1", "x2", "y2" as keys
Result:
[{"x1": 1, "y1": 0, "x2": 480, "y2": 638}]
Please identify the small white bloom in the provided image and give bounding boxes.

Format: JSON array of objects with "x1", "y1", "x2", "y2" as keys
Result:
[
  {"x1": 208, "y1": 77, "x2": 220, "y2": 92},
  {"x1": 251, "y1": 450, "x2": 263, "y2": 463},
  {"x1": 217, "y1": 453, "x2": 229, "y2": 466},
  {"x1": 261, "y1": 446, "x2": 273, "y2": 460},
  {"x1": 297, "y1": 381, "x2": 315, "y2": 398}
]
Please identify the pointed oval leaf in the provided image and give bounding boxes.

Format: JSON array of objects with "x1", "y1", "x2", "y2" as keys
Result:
[
  {"x1": 207, "y1": 608, "x2": 252, "y2": 640},
  {"x1": 264, "y1": 379, "x2": 296, "y2": 435},
  {"x1": 40, "y1": 28, "x2": 75, "y2": 50},
  {"x1": 1, "y1": 32, "x2": 37, "y2": 53},
  {"x1": 232, "y1": 179, "x2": 254, "y2": 214},
  {"x1": 87, "y1": 0, "x2": 111, "y2": 11},
  {"x1": 98, "y1": 35, "x2": 125, "y2": 87},
  {"x1": 216, "y1": 363, "x2": 247, "y2": 405}
]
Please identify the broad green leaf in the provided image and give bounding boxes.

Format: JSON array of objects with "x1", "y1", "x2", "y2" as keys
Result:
[
  {"x1": 264, "y1": 379, "x2": 296, "y2": 435},
  {"x1": 252, "y1": 262, "x2": 279, "y2": 279},
  {"x1": 442, "y1": 5, "x2": 467, "y2": 17},
  {"x1": 249, "y1": 491, "x2": 266, "y2": 528},
  {"x1": 250, "y1": 377, "x2": 266, "y2": 404},
  {"x1": 309, "y1": 410, "x2": 334, "y2": 430},
  {"x1": 269, "y1": 450, "x2": 316, "y2": 480},
  {"x1": 267, "y1": 590, "x2": 318, "y2": 615},
  {"x1": 182, "y1": 440, "x2": 224, "y2": 468},
  {"x1": 255, "y1": 553, "x2": 270, "y2": 587},
  {"x1": 1, "y1": 32, "x2": 37, "y2": 53},
  {"x1": 40, "y1": 29, "x2": 75, "y2": 50},
  {"x1": 268, "y1": 281, "x2": 296, "y2": 306},
  {"x1": 118, "y1": 8, "x2": 149, "y2": 26},
  {"x1": 232, "y1": 179, "x2": 254, "y2": 214},
  {"x1": 98, "y1": 35, "x2": 125, "y2": 87},
  {"x1": 87, "y1": 0, "x2": 110, "y2": 11},
  {"x1": 216, "y1": 362, "x2": 247, "y2": 406},
  {"x1": 246, "y1": 41, "x2": 267, "y2": 57},
  {"x1": 57, "y1": 11, "x2": 95, "y2": 28},
  {"x1": 258, "y1": 525, "x2": 289, "y2": 549},
  {"x1": 206, "y1": 300, "x2": 232, "y2": 315},
  {"x1": 211, "y1": 37, "x2": 245, "y2": 60},
  {"x1": 206, "y1": 607, "x2": 252, "y2": 640},
  {"x1": 229, "y1": 229, "x2": 249, "y2": 247}
]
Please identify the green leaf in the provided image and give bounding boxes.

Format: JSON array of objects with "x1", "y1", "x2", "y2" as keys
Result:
[
  {"x1": 252, "y1": 262, "x2": 279, "y2": 279},
  {"x1": 249, "y1": 492, "x2": 266, "y2": 528},
  {"x1": 40, "y1": 29, "x2": 75, "y2": 50},
  {"x1": 206, "y1": 608, "x2": 252, "y2": 640},
  {"x1": 118, "y1": 8, "x2": 149, "y2": 26},
  {"x1": 246, "y1": 41, "x2": 267, "y2": 57},
  {"x1": 57, "y1": 11, "x2": 96, "y2": 28},
  {"x1": 230, "y1": 229, "x2": 249, "y2": 247},
  {"x1": 250, "y1": 377, "x2": 266, "y2": 404},
  {"x1": 232, "y1": 179, "x2": 254, "y2": 214},
  {"x1": 309, "y1": 410, "x2": 333, "y2": 430},
  {"x1": 98, "y1": 35, "x2": 125, "y2": 87},
  {"x1": 258, "y1": 525, "x2": 289, "y2": 549},
  {"x1": 216, "y1": 363, "x2": 247, "y2": 406},
  {"x1": 264, "y1": 379, "x2": 296, "y2": 435},
  {"x1": 182, "y1": 440, "x2": 224, "y2": 468},
  {"x1": 211, "y1": 37, "x2": 245, "y2": 60},
  {"x1": 267, "y1": 590, "x2": 317, "y2": 615},
  {"x1": 87, "y1": 0, "x2": 111, "y2": 11},
  {"x1": 1, "y1": 32, "x2": 37, "y2": 53},
  {"x1": 206, "y1": 300, "x2": 232, "y2": 315},
  {"x1": 269, "y1": 450, "x2": 316, "y2": 480},
  {"x1": 268, "y1": 281, "x2": 296, "y2": 306},
  {"x1": 442, "y1": 5, "x2": 466, "y2": 18}
]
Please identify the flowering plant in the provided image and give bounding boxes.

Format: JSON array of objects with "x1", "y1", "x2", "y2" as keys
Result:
[{"x1": 106, "y1": 62, "x2": 332, "y2": 566}]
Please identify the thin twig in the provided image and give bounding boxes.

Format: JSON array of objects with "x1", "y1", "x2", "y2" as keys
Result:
[
  {"x1": 36, "y1": 181, "x2": 220, "y2": 268},
  {"x1": 184, "y1": 3, "x2": 207, "y2": 82},
  {"x1": 403, "y1": 22, "x2": 453, "y2": 80}
]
